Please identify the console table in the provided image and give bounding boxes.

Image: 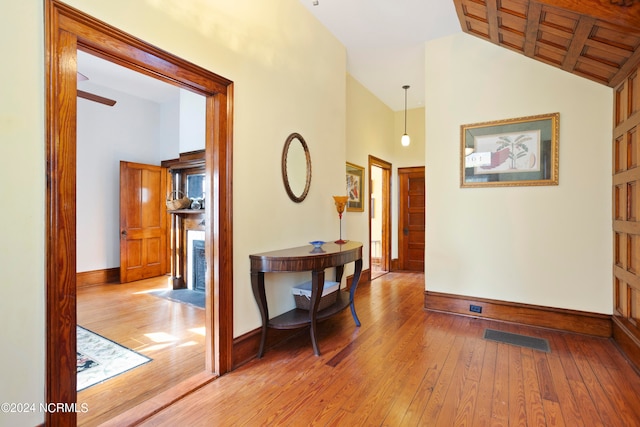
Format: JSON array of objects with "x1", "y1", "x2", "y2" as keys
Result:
[{"x1": 250, "y1": 241, "x2": 363, "y2": 357}]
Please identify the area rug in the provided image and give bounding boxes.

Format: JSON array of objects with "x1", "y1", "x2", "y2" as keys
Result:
[
  {"x1": 149, "y1": 289, "x2": 205, "y2": 309},
  {"x1": 77, "y1": 326, "x2": 152, "y2": 391}
]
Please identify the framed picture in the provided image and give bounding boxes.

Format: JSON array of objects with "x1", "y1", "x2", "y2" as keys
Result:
[
  {"x1": 460, "y1": 112, "x2": 559, "y2": 188},
  {"x1": 346, "y1": 162, "x2": 365, "y2": 212}
]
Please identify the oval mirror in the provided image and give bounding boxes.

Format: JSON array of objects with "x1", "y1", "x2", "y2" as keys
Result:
[{"x1": 282, "y1": 132, "x2": 312, "y2": 203}]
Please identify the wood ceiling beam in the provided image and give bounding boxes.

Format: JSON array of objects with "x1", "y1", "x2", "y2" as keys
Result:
[
  {"x1": 536, "y1": 0, "x2": 640, "y2": 30},
  {"x1": 524, "y1": 2, "x2": 543, "y2": 56},
  {"x1": 454, "y1": 0, "x2": 640, "y2": 87},
  {"x1": 486, "y1": 0, "x2": 500, "y2": 44},
  {"x1": 611, "y1": 45, "x2": 640, "y2": 87},
  {"x1": 562, "y1": 16, "x2": 596, "y2": 72},
  {"x1": 452, "y1": 0, "x2": 470, "y2": 33}
]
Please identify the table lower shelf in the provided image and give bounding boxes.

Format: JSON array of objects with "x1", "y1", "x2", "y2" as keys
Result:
[{"x1": 268, "y1": 292, "x2": 352, "y2": 329}]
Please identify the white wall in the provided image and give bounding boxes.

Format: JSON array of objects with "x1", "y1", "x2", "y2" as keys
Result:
[
  {"x1": 178, "y1": 90, "x2": 206, "y2": 153},
  {"x1": 425, "y1": 33, "x2": 613, "y2": 314},
  {"x1": 61, "y1": 0, "x2": 347, "y2": 333},
  {"x1": 76, "y1": 84, "x2": 179, "y2": 272},
  {"x1": 0, "y1": 2, "x2": 45, "y2": 425},
  {"x1": 1, "y1": 1, "x2": 346, "y2": 424},
  {"x1": 345, "y1": 75, "x2": 394, "y2": 267},
  {"x1": 159, "y1": 96, "x2": 181, "y2": 153}
]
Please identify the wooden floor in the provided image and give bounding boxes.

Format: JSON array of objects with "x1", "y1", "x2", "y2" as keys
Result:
[
  {"x1": 77, "y1": 276, "x2": 205, "y2": 426},
  {"x1": 131, "y1": 272, "x2": 640, "y2": 427}
]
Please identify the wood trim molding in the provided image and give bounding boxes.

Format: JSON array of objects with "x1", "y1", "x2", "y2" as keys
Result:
[
  {"x1": 347, "y1": 268, "x2": 370, "y2": 289},
  {"x1": 424, "y1": 291, "x2": 612, "y2": 338},
  {"x1": 612, "y1": 316, "x2": 640, "y2": 373},
  {"x1": 76, "y1": 268, "x2": 119, "y2": 288},
  {"x1": 46, "y1": 1, "x2": 234, "y2": 425}
]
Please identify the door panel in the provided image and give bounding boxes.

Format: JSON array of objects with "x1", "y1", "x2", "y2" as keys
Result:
[
  {"x1": 120, "y1": 161, "x2": 168, "y2": 283},
  {"x1": 399, "y1": 167, "x2": 425, "y2": 272}
]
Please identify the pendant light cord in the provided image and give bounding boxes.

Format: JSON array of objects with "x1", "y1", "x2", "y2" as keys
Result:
[
  {"x1": 403, "y1": 85, "x2": 409, "y2": 134},
  {"x1": 401, "y1": 85, "x2": 410, "y2": 146}
]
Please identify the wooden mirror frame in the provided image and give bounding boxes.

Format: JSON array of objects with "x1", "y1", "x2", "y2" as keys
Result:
[{"x1": 281, "y1": 132, "x2": 312, "y2": 203}]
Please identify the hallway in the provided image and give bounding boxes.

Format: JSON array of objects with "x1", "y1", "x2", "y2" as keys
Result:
[{"x1": 131, "y1": 272, "x2": 640, "y2": 426}]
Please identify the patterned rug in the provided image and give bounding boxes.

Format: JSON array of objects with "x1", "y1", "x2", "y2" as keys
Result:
[{"x1": 77, "y1": 326, "x2": 152, "y2": 391}]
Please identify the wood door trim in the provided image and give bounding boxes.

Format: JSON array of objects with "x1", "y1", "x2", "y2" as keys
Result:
[
  {"x1": 368, "y1": 156, "x2": 392, "y2": 274},
  {"x1": 45, "y1": 1, "x2": 234, "y2": 425}
]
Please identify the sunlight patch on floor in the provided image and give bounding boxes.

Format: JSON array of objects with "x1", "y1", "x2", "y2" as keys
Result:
[
  {"x1": 189, "y1": 326, "x2": 206, "y2": 336},
  {"x1": 133, "y1": 287, "x2": 169, "y2": 295},
  {"x1": 145, "y1": 332, "x2": 178, "y2": 342},
  {"x1": 143, "y1": 343, "x2": 173, "y2": 352}
]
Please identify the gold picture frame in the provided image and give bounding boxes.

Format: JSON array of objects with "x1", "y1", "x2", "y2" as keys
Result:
[
  {"x1": 461, "y1": 113, "x2": 559, "y2": 188},
  {"x1": 346, "y1": 162, "x2": 365, "y2": 212}
]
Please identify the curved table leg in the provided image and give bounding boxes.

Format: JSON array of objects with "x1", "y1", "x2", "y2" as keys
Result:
[
  {"x1": 335, "y1": 264, "x2": 345, "y2": 283},
  {"x1": 250, "y1": 271, "x2": 269, "y2": 358},
  {"x1": 349, "y1": 258, "x2": 363, "y2": 327},
  {"x1": 309, "y1": 269, "x2": 325, "y2": 356}
]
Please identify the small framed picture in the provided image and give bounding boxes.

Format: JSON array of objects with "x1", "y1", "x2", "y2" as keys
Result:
[{"x1": 346, "y1": 162, "x2": 365, "y2": 212}]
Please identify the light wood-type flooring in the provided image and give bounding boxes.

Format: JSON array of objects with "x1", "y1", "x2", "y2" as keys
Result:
[
  {"x1": 134, "y1": 272, "x2": 640, "y2": 426},
  {"x1": 77, "y1": 276, "x2": 205, "y2": 426}
]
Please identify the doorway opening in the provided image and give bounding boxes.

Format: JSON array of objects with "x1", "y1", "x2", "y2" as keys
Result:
[
  {"x1": 76, "y1": 49, "x2": 209, "y2": 424},
  {"x1": 46, "y1": 1, "x2": 233, "y2": 425},
  {"x1": 369, "y1": 156, "x2": 392, "y2": 280}
]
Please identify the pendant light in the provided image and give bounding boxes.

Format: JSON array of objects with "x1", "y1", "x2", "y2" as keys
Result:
[{"x1": 401, "y1": 85, "x2": 410, "y2": 147}]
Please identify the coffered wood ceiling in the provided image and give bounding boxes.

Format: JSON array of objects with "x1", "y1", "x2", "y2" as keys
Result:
[{"x1": 454, "y1": 0, "x2": 640, "y2": 87}]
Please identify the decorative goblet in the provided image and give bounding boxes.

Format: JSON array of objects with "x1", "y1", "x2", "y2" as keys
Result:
[{"x1": 333, "y1": 195, "x2": 348, "y2": 244}]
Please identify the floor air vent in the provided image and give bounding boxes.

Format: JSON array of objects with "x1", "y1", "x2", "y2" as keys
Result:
[{"x1": 483, "y1": 329, "x2": 550, "y2": 352}]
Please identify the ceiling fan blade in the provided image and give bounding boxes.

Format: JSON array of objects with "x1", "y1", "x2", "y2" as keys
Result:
[{"x1": 77, "y1": 89, "x2": 117, "y2": 107}]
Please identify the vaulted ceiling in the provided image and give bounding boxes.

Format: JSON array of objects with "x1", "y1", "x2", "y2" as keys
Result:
[
  {"x1": 453, "y1": 0, "x2": 640, "y2": 88},
  {"x1": 80, "y1": 1, "x2": 640, "y2": 110}
]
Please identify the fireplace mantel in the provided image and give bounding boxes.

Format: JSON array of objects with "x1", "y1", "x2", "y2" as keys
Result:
[
  {"x1": 162, "y1": 150, "x2": 206, "y2": 289},
  {"x1": 168, "y1": 208, "x2": 205, "y2": 289}
]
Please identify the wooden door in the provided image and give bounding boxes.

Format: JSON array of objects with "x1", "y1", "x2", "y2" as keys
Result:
[
  {"x1": 120, "y1": 161, "x2": 168, "y2": 283},
  {"x1": 398, "y1": 167, "x2": 425, "y2": 271}
]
